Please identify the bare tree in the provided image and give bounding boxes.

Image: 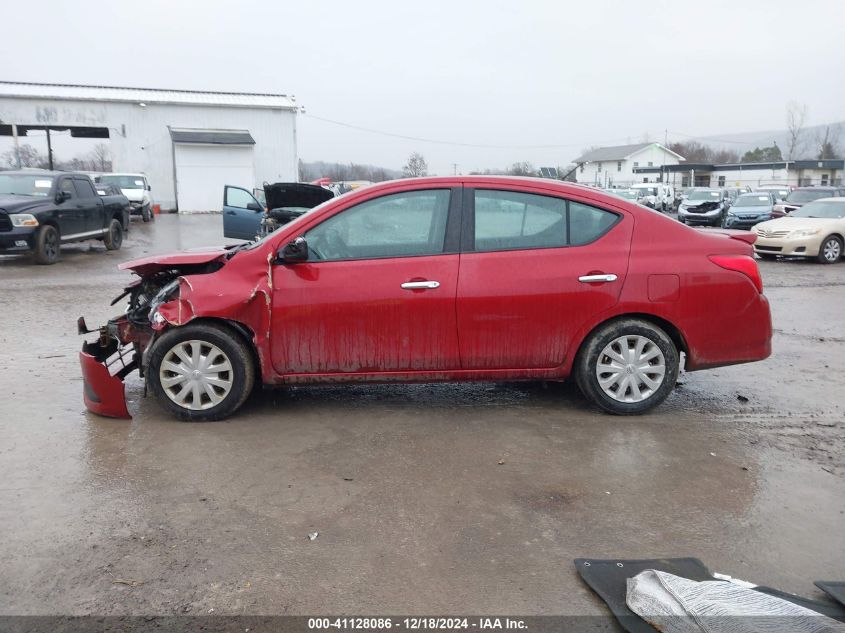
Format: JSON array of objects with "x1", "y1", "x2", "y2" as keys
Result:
[
  {"x1": 507, "y1": 161, "x2": 536, "y2": 177},
  {"x1": 89, "y1": 143, "x2": 111, "y2": 172},
  {"x1": 786, "y1": 102, "x2": 808, "y2": 160},
  {"x1": 403, "y1": 152, "x2": 428, "y2": 177},
  {"x1": 1, "y1": 143, "x2": 48, "y2": 169},
  {"x1": 815, "y1": 124, "x2": 842, "y2": 160}
]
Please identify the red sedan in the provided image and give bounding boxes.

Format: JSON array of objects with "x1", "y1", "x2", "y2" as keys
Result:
[{"x1": 79, "y1": 176, "x2": 772, "y2": 420}]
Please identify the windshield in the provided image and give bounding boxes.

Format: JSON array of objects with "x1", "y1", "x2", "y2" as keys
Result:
[
  {"x1": 612, "y1": 190, "x2": 638, "y2": 200},
  {"x1": 734, "y1": 195, "x2": 771, "y2": 207},
  {"x1": 786, "y1": 189, "x2": 833, "y2": 204},
  {"x1": 688, "y1": 190, "x2": 720, "y2": 201},
  {"x1": 0, "y1": 174, "x2": 53, "y2": 197},
  {"x1": 791, "y1": 200, "x2": 845, "y2": 219},
  {"x1": 99, "y1": 175, "x2": 146, "y2": 189}
]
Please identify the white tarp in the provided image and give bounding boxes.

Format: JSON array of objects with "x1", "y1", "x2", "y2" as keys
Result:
[{"x1": 627, "y1": 570, "x2": 845, "y2": 633}]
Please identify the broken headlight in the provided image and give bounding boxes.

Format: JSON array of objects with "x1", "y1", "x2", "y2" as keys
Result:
[{"x1": 148, "y1": 279, "x2": 180, "y2": 324}]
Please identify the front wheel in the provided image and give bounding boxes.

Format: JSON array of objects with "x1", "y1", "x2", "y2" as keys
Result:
[
  {"x1": 148, "y1": 323, "x2": 255, "y2": 421},
  {"x1": 817, "y1": 235, "x2": 842, "y2": 264},
  {"x1": 141, "y1": 206, "x2": 151, "y2": 222},
  {"x1": 575, "y1": 319, "x2": 679, "y2": 415},
  {"x1": 34, "y1": 225, "x2": 60, "y2": 264}
]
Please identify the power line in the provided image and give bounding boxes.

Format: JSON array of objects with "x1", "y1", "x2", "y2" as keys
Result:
[{"x1": 303, "y1": 113, "x2": 635, "y2": 150}]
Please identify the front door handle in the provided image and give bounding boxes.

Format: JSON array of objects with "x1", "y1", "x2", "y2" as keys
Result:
[
  {"x1": 578, "y1": 274, "x2": 618, "y2": 283},
  {"x1": 401, "y1": 280, "x2": 440, "y2": 290}
]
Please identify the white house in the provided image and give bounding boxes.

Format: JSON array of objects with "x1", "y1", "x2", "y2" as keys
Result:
[
  {"x1": 572, "y1": 142, "x2": 685, "y2": 188},
  {"x1": 0, "y1": 81, "x2": 300, "y2": 212}
]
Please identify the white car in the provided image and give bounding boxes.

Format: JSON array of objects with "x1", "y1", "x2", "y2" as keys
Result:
[
  {"x1": 630, "y1": 183, "x2": 673, "y2": 211},
  {"x1": 753, "y1": 197, "x2": 845, "y2": 263},
  {"x1": 96, "y1": 173, "x2": 154, "y2": 222}
]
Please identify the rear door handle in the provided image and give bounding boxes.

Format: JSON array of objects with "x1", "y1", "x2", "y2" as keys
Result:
[
  {"x1": 578, "y1": 274, "x2": 618, "y2": 283},
  {"x1": 401, "y1": 280, "x2": 440, "y2": 290}
]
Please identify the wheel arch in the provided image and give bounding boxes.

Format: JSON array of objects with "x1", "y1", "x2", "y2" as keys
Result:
[
  {"x1": 572, "y1": 312, "x2": 689, "y2": 368},
  {"x1": 158, "y1": 316, "x2": 263, "y2": 385}
]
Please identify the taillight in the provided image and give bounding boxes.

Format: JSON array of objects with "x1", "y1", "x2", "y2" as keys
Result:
[{"x1": 708, "y1": 255, "x2": 763, "y2": 293}]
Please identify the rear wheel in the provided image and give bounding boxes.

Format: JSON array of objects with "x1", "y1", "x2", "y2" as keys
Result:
[
  {"x1": 148, "y1": 323, "x2": 255, "y2": 421},
  {"x1": 575, "y1": 319, "x2": 679, "y2": 415},
  {"x1": 104, "y1": 219, "x2": 123, "y2": 250},
  {"x1": 34, "y1": 225, "x2": 60, "y2": 265},
  {"x1": 817, "y1": 235, "x2": 842, "y2": 264}
]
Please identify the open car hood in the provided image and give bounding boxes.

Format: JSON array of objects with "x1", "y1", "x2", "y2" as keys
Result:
[
  {"x1": 118, "y1": 248, "x2": 229, "y2": 276},
  {"x1": 264, "y1": 182, "x2": 333, "y2": 211}
]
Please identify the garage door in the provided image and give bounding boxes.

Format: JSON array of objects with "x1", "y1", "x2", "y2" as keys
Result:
[{"x1": 174, "y1": 144, "x2": 255, "y2": 213}]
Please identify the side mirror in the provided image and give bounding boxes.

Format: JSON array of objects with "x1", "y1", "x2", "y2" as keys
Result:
[
  {"x1": 247, "y1": 202, "x2": 263, "y2": 212},
  {"x1": 55, "y1": 191, "x2": 71, "y2": 204},
  {"x1": 147, "y1": 184, "x2": 152, "y2": 191},
  {"x1": 278, "y1": 236, "x2": 308, "y2": 263}
]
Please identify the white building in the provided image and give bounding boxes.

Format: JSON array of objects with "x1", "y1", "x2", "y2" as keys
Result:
[
  {"x1": 634, "y1": 159, "x2": 845, "y2": 189},
  {"x1": 572, "y1": 142, "x2": 685, "y2": 188},
  {"x1": 0, "y1": 81, "x2": 299, "y2": 212}
]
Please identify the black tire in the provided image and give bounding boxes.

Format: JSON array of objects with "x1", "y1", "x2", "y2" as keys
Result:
[
  {"x1": 141, "y1": 205, "x2": 151, "y2": 222},
  {"x1": 34, "y1": 224, "x2": 60, "y2": 265},
  {"x1": 817, "y1": 235, "x2": 843, "y2": 264},
  {"x1": 574, "y1": 318, "x2": 679, "y2": 415},
  {"x1": 103, "y1": 219, "x2": 123, "y2": 251},
  {"x1": 147, "y1": 322, "x2": 255, "y2": 421}
]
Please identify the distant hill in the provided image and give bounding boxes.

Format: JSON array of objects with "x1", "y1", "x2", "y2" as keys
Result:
[{"x1": 698, "y1": 120, "x2": 845, "y2": 159}]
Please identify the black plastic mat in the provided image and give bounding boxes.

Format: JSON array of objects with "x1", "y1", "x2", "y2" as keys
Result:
[
  {"x1": 575, "y1": 558, "x2": 845, "y2": 633},
  {"x1": 816, "y1": 581, "x2": 845, "y2": 608}
]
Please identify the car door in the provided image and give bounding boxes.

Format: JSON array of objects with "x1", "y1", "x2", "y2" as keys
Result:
[
  {"x1": 223, "y1": 185, "x2": 263, "y2": 240},
  {"x1": 456, "y1": 186, "x2": 633, "y2": 369},
  {"x1": 270, "y1": 187, "x2": 462, "y2": 375},
  {"x1": 54, "y1": 176, "x2": 87, "y2": 239},
  {"x1": 73, "y1": 177, "x2": 105, "y2": 234}
]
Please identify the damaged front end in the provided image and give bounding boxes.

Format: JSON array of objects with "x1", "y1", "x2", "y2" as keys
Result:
[{"x1": 79, "y1": 252, "x2": 228, "y2": 418}]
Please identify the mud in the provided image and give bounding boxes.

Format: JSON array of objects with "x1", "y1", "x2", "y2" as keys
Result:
[{"x1": 0, "y1": 215, "x2": 843, "y2": 615}]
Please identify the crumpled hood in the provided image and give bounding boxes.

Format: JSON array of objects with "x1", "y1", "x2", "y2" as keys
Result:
[{"x1": 118, "y1": 247, "x2": 229, "y2": 276}]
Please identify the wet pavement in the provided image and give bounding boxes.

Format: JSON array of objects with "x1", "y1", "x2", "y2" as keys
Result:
[{"x1": 0, "y1": 214, "x2": 843, "y2": 615}]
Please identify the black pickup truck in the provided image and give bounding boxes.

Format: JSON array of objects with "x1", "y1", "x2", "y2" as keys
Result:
[{"x1": 0, "y1": 170, "x2": 126, "y2": 264}]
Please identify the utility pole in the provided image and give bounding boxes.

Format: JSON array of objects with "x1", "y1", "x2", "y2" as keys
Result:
[
  {"x1": 46, "y1": 128, "x2": 54, "y2": 171},
  {"x1": 12, "y1": 124, "x2": 21, "y2": 169},
  {"x1": 452, "y1": 163, "x2": 458, "y2": 175}
]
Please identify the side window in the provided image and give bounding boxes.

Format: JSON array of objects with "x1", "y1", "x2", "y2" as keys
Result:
[
  {"x1": 474, "y1": 190, "x2": 567, "y2": 251},
  {"x1": 305, "y1": 189, "x2": 450, "y2": 261},
  {"x1": 568, "y1": 201, "x2": 619, "y2": 246},
  {"x1": 473, "y1": 191, "x2": 618, "y2": 252},
  {"x1": 74, "y1": 178, "x2": 97, "y2": 198},
  {"x1": 225, "y1": 186, "x2": 259, "y2": 209},
  {"x1": 59, "y1": 179, "x2": 76, "y2": 199}
]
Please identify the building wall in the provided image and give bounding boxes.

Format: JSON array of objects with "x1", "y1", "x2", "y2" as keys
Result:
[
  {"x1": 657, "y1": 166, "x2": 843, "y2": 189},
  {"x1": 0, "y1": 97, "x2": 297, "y2": 210},
  {"x1": 576, "y1": 145, "x2": 682, "y2": 188}
]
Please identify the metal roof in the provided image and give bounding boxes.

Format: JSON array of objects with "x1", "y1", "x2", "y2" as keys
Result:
[
  {"x1": 170, "y1": 128, "x2": 255, "y2": 145},
  {"x1": 0, "y1": 81, "x2": 297, "y2": 110},
  {"x1": 573, "y1": 142, "x2": 685, "y2": 163}
]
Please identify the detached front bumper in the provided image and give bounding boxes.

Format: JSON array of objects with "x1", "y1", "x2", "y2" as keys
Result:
[{"x1": 78, "y1": 316, "x2": 146, "y2": 419}]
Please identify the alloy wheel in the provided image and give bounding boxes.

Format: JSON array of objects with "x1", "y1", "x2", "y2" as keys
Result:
[{"x1": 595, "y1": 335, "x2": 666, "y2": 403}]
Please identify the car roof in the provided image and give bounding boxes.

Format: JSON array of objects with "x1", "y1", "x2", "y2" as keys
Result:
[
  {"x1": 794, "y1": 186, "x2": 838, "y2": 191},
  {"x1": 101, "y1": 172, "x2": 146, "y2": 177},
  {"x1": 1, "y1": 170, "x2": 88, "y2": 177}
]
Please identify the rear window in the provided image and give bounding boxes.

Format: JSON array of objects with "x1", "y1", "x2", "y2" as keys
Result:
[{"x1": 786, "y1": 189, "x2": 833, "y2": 203}]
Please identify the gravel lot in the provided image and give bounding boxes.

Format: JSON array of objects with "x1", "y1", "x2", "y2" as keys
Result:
[{"x1": 1, "y1": 214, "x2": 843, "y2": 616}]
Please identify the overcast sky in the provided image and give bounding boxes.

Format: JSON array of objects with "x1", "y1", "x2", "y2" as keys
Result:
[{"x1": 2, "y1": 0, "x2": 843, "y2": 174}]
